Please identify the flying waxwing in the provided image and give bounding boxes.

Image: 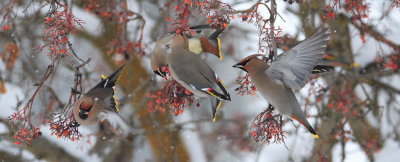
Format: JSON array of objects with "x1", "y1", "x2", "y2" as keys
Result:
[
  {"x1": 166, "y1": 34, "x2": 230, "y2": 121},
  {"x1": 73, "y1": 65, "x2": 131, "y2": 133},
  {"x1": 233, "y1": 26, "x2": 332, "y2": 138},
  {"x1": 151, "y1": 28, "x2": 224, "y2": 79}
]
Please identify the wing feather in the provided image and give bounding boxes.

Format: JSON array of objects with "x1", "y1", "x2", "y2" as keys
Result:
[{"x1": 266, "y1": 26, "x2": 331, "y2": 89}]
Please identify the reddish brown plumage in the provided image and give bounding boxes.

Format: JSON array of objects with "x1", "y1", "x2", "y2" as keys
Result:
[
  {"x1": 199, "y1": 36, "x2": 219, "y2": 57},
  {"x1": 80, "y1": 101, "x2": 93, "y2": 110}
]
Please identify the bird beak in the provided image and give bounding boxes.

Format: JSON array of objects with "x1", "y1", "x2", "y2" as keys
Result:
[
  {"x1": 153, "y1": 70, "x2": 163, "y2": 77},
  {"x1": 233, "y1": 64, "x2": 247, "y2": 72},
  {"x1": 232, "y1": 64, "x2": 240, "y2": 68},
  {"x1": 153, "y1": 70, "x2": 168, "y2": 80}
]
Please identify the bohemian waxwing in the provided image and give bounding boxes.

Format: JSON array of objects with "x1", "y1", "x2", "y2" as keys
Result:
[
  {"x1": 151, "y1": 28, "x2": 224, "y2": 79},
  {"x1": 73, "y1": 65, "x2": 131, "y2": 133},
  {"x1": 233, "y1": 26, "x2": 331, "y2": 138},
  {"x1": 166, "y1": 34, "x2": 230, "y2": 121}
]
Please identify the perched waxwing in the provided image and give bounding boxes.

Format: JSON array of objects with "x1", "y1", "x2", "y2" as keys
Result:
[
  {"x1": 151, "y1": 28, "x2": 225, "y2": 79},
  {"x1": 166, "y1": 34, "x2": 230, "y2": 121},
  {"x1": 233, "y1": 26, "x2": 332, "y2": 138},
  {"x1": 73, "y1": 65, "x2": 131, "y2": 133}
]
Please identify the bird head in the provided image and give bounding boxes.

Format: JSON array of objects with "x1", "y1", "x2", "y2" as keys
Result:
[
  {"x1": 170, "y1": 34, "x2": 188, "y2": 49},
  {"x1": 151, "y1": 34, "x2": 173, "y2": 79},
  {"x1": 78, "y1": 97, "x2": 95, "y2": 120},
  {"x1": 150, "y1": 51, "x2": 167, "y2": 79},
  {"x1": 233, "y1": 54, "x2": 267, "y2": 73}
]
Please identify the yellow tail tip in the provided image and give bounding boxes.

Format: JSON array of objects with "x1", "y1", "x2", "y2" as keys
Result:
[
  {"x1": 212, "y1": 117, "x2": 216, "y2": 122},
  {"x1": 101, "y1": 75, "x2": 106, "y2": 79},
  {"x1": 312, "y1": 134, "x2": 319, "y2": 139},
  {"x1": 216, "y1": 101, "x2": 222, "y2": 111},
  {"x1": 217, "y1": 38, "x2": 223, "y2": 60}
]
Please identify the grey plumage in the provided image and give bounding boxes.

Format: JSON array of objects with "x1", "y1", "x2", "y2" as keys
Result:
[
  {"x1": 267, "y1": 27, "x2": 331, "y2": 90},
  {"x1": 167, "y1": 34, "x2": 230, "y2": 121},
  {"x1": 233, "y1": 26, "x2": 331, "y2": 138},
  {"x1": 73, "y1": 65, "x2": 131, "y2": 134},
  {"x1": 151, "y1": 28, "x2": 225, "y2": 78}
]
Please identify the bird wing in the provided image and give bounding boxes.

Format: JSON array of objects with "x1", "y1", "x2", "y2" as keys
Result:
[
  {"x1": 86, "y1": 65, "x2": 125, "y2": 99},
  {"x1": 104, "y1": 92, "x2": 119, "y2": 112},
  {"x1": 168, "y1": 48, "x2": 228, "y2": 100},
  {"x1": 169, "y1": 49, "x2": 215, "y2": 89},
  {"x1": 266, "y1": 26, "x2": 330, "y2": 90}
]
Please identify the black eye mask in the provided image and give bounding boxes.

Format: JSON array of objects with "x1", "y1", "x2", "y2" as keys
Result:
[{"x1": 79, "y1": 104, "x2": 93, "y2": 120}]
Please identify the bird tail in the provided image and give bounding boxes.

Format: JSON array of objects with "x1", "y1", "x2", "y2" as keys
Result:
[
  {"x1": 169, "y1": 24, "x2": 212, "y2": 34},
  {"x1": 212, "y1": 98, "x2": 223, "y2": 122},
  {"x1": 208, "y1": 29, "x2": 224, "y2": 60},
  {"x1": 200, "y1": 76, "x2": 230, "y2": 101},
  {"x1": 208, "y1": 29, "x2": 224, "y2": 40},
  {"x1": 290, "y1": 115, "x2": 319, "y2": 139},
  {"x1": 201, "y1": 88, "x2": 229, "y2": 101},
  {"x1": 189, "y1": 24, "x2": 212, "y2": 30},
  {"x1": 100, "y1": 64, "x2": 126, "y2": 88},
  {"x1": 108, "y1": 64, "x2": 126, "y2": 84},
  {"x1": 216, "y1": 77, "x2": 231, "y2": 101}
]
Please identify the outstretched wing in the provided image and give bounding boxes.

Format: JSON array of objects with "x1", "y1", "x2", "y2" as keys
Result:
[{"x1": 266, "y1": 26, "x2": 331, "y2": 90}]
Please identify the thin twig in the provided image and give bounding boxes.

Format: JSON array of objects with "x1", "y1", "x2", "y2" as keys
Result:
[
  {"x1": 67, "y1": 41, "x2": 86, "y2": 63},
  {"x1": 350, "y1": 18, "x2": 400, "y2": 51}
]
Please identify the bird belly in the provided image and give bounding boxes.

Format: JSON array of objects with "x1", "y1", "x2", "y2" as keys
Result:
[{"x1": 252, "y1": 75, "x2": 297, "y2": 116}]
